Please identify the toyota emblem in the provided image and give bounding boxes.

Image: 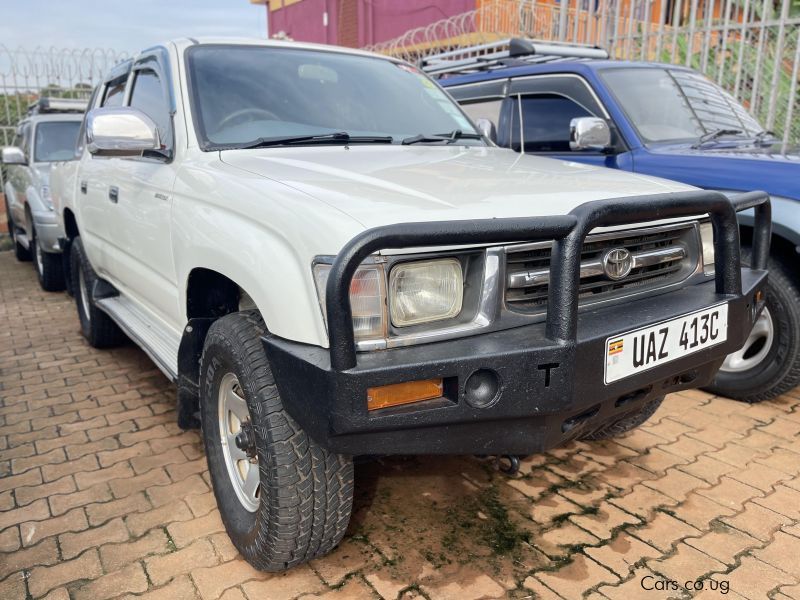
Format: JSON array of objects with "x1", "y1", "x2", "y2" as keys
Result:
[{"x1": 602, "y1": 248, "x2": 633, "y2": 280}]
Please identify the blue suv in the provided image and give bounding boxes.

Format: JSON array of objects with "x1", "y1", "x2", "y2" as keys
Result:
[{"x1": 432, "y1": 39, "x2": 799, "y2": 402}]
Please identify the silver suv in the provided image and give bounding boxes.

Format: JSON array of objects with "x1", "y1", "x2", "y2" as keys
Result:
[{"x1": 2, "y1": 97, "x2": 86, "y2": 290}]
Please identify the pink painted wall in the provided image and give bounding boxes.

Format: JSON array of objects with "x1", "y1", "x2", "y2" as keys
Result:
[
  {"x1": 268, "y1": 0, "x2": 340, "y2": 45},
  {"x1": 267, "y1": 0, "x2": 476, "y2": 47}
]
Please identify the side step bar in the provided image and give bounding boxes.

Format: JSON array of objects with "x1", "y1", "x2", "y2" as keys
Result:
[
  {"x1": 15, "y1": 232, "x2": 30, "y2": 250},
  {"x1": 95, "y1": 296, "x2": 180, "y2": 382}
]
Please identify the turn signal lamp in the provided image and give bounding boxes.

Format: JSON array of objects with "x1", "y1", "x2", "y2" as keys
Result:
[{"x1": 367, "y1": 379, "x2": 443, "y2": 411}]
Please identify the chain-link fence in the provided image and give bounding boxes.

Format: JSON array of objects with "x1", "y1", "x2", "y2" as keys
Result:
[
  {"x1": 0, "y1": 46, "x2": 128, "y2": 187},
  {"x1": 366, "y1": 0, "x2": 800, "y2": 153}
]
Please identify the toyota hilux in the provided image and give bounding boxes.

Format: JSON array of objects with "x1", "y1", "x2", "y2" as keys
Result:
[{"x1": 50, "y1": 38, "x2": 770, "y2": 571}]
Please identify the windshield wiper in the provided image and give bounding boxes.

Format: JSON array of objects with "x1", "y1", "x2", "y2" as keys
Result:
[
  {"x1": 753, "y1": 130, "x2": 776, "y2": 146},
  {"x1": 235, "y1": 131, "x2": 393, "y2": 150},
  {"x1": 692, "y1": 128, "x2": 743, "y2": 148},
  {"x1": 401, "y1": 129, "x2": 483, "y2": 145}
]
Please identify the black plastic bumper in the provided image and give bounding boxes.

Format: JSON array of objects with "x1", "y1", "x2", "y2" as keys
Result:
[{"x1": 263, "y1": 190, "x2": 771, "y2": 455}]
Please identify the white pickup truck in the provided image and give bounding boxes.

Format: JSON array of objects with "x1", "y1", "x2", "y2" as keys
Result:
[{"x1": 51, "y1": 37, "x2": 771, "y2": 571}]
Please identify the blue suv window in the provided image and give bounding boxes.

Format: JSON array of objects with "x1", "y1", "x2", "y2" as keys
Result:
[{"x1": 510, "y1": 94, "x2": 592, "y2": 153}]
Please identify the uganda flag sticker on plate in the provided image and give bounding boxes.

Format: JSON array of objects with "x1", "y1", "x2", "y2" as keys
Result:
[{"x1": 608, "y1": 338, "x2": 624, "y2": 356}]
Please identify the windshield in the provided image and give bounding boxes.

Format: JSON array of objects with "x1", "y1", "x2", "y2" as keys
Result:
[
  {"x1": 600, "y1": 67, "x2": 763, "y2": 144},
  {"x1": 33, "y1": 121, "x2": 82, "y2": 162},
  {"x1": 186, "y1": 45, "x2": 479, "y2": 149}
]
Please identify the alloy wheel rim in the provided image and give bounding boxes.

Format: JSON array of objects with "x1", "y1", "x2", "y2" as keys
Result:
[
  {"x1": 218, "y1": 372, "x2": 260, "y2": 512},
  {"x1": 78, "y1": 266, "x2": 91, "y2": 324},
  {"x1": 719, "y1": 307, "x2": 775, "y2": 373}
]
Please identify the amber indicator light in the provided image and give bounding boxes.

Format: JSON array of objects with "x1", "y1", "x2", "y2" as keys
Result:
[{"x1": 367, "y1": 379, "x2": 444, "y2": 411}]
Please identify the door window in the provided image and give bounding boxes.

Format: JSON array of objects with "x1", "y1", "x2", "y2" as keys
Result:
[
  {"x1": 128, "y1": 69, "x2": 171, "y2": 151},
  {"x1": 510, "y1": 94, "x2": 593, "y2": 153},
  {"x1": 102, "y1": 77, "x2": 127, "y2": 107},
  {"x1": 460, "y1": 99, "x2": 503, "y2": 126}
]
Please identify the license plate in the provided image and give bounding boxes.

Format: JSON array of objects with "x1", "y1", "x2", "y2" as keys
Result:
[{"x1": 604, "y1": 304, "x2": 728, "y2": 384}]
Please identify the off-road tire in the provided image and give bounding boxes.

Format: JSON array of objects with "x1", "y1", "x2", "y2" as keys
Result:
[
  {"x1": 200, "y1": 310, "x2": 354, "y2": 571},
  {"x1": 70, "y1": 236, "x2": 125, "y2": 348},
  {"x1": 705, "y1": 254, "x2": 800, "y2": 403},
  {"x1": 7, "y1": 205, "x2": 31, "y2": 262},
  {"x1": 581, "y1": 396, "x2": 664, "y2": 441},
  {"x1": 32, "y1": 227, "x2": 66, "y2": 292}
]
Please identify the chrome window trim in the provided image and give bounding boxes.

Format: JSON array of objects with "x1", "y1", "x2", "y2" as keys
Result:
[{"x1": 508, "y1": 73, "x2": 611, "y2": 119}]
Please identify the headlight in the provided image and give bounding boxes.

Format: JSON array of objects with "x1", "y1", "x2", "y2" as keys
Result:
[
  {"x1": 389, "y1": 259, "x2": 463, "y2": 327},
  {"x1": 313, "y1": 263, "x2": 386, "y2": 340},
  {"x1": 699, "y1": 221, "x2": 715, "y2": 275},
  {"x1": 40, "y1": 185, "x2": 53, "y2": 210}
]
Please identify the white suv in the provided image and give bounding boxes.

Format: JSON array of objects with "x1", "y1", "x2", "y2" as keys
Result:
[
  {"x1": 3, "y1": 98, "x2": 86, "y2": 290},
  {"x1": 51, "y1": 38, "x2": 771, "y2": 571}
]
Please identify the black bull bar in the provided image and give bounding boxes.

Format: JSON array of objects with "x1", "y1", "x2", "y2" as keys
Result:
[{"x1": 324, "y1": 190, "x2": 771, "y2": 371}]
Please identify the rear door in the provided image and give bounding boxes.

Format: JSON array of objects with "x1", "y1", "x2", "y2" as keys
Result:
[{"x1": 75, "y1": 66, "x2": 130, "y2": 275}]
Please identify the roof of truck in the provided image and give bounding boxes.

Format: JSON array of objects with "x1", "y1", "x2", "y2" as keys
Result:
[{"x1": 169, "y1": 37, "x2": 401, "y2": 63}]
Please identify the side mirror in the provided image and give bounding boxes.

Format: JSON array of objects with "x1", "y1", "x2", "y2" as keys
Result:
[
  {"x1": 1, "y1": 146, "x2": 26, "y2": 165},
  {"x1": 86, "y1": 107, "x2": 161, "y2": 157},
  {"x1": 475, "y1": 118, "x2": 497, "y2": 144},
  {"x1": 569, "y1": 117, "x2": 611, "y2": 152}
]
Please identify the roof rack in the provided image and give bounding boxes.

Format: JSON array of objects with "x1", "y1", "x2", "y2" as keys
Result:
[
  {"x1": 27, "y1": 97, "x2": 89, "y2": 115},
  {"x1": 420, "y1": 37, "x2": 609, "y2": 78}
]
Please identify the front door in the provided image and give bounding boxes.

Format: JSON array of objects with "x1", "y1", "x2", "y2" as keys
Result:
[
  {"x1": 506, "y1": 75, "x2": 630, "y2": 169},
  {"x1": 103, "y1": 54, "x2": 182, "y2": 333}
]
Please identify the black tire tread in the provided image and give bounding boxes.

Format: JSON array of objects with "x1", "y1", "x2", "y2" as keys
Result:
[
  {"x1": 70, "y1": 236, "x2": 126, "y2": 348},
  {"x1": 33, "y1": 229, "x2": 66, "y2": 292},
  {"x1": 201, "y1": 311, "x2": 353, "y2": 571},
  {"x1": 705, "y1": 255, "x2": 800, "y2": 403},
  {"x1": 581, "y1": 396, "x2": 664, "y2": 441}
]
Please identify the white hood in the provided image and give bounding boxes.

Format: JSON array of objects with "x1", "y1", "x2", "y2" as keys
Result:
[{"x1": 220, "y1": 145, "x2": 696, "y2": 231}]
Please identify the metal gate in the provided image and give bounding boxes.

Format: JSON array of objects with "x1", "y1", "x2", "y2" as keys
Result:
[{"x1": 0, "y1": 46, "x2": 127, "y2": 186}]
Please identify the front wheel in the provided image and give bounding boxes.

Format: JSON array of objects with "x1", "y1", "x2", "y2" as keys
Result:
[
  {"x1": 32, "y1": 227, "x2": 65, "y2": 292},
  {"x1": 200, "y1": 310, "x2": 354, "y2": 571},
  {"x1": 705, "y1": 256, "x2": 800, "y2": 403}
]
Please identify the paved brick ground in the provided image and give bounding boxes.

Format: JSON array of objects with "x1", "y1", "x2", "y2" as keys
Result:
[{"x1": 2, "y1": 250, "x2": 800, "y2": 600}]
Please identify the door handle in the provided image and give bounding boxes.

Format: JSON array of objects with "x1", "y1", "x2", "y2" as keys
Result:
[
  {"x1": 108, "y1": 186, "x2": 119, "y2": 204},
  {"x1": 80, "y1": 181, "x2": 87, "y2": 194}
]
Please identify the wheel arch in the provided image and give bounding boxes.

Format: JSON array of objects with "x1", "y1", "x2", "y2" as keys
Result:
[
  {"x1": 738, "y1": 195, "x2": 800, "y2": 284},
  {"x1": 176, "y1": 267, "x2": 263, "y2": 429},
  {"x1": 63, "y1": 207, "x2": 79, "y2": 240}
]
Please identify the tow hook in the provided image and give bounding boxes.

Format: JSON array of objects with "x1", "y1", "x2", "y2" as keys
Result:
[{"x1": 495, "y1": 455, "x2": 523, "y2": 475}]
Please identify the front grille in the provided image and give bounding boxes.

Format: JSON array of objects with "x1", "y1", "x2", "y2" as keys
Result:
[{"x1": 505, "y1": 224, "x2": 698, "y2": 313}]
